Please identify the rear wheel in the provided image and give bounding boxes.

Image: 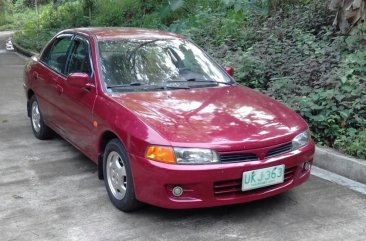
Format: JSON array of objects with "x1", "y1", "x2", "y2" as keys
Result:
[
  {"x1": 103, "y1": 139, "x2": 141, "y2": 212},
  {"x1": 29, "y1": 95, "x2": 53, "y2": 140}
]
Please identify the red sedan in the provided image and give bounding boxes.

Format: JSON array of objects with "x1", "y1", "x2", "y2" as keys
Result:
[{"x1": 24, "y1": 27, "x2": 315, "y2": 211}]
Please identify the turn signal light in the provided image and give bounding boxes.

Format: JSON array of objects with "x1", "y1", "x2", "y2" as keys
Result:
[{"x1": 145, "y1": 146, "x2": 176, "y2": 164}]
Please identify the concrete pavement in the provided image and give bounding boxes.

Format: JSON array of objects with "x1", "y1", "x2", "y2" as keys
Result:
[{"x1": 1, "y1": 31, "x2": 366, "y2": 241}]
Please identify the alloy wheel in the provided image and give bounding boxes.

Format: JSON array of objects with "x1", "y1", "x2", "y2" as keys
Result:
[
  {"x1": 31, "y1": 101, "x2": 41, "y2": 133},
  {"x1": 106, "y1": 151, "x2": 127, "y2": 200}
]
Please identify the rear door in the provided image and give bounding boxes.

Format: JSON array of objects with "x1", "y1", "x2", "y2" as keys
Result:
[{"x1": 55, "y1": 35, "x2": 97, "y2": 155}]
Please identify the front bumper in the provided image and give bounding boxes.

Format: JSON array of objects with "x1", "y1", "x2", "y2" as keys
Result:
[{"x1": 130, "y1": 141, "x2": 315, "y2": 209}]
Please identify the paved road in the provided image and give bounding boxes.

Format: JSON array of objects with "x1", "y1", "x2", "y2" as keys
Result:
[{"x1": 1, "y1": 31, "x2": 366, "y2": 241}]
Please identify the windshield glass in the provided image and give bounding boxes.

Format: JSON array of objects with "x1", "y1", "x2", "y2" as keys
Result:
[{"x1": 98, "y1": 39, "x2": 233, "y2": 92}]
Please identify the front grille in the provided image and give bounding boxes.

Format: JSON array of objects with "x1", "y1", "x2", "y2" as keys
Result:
[
  {"x1": 266, "y1": 143, "x2": 293, "y2": 159},
  {"x1": 219, "y1": 153, "x2": 258, "y2": 163},
  {"x1": 213, "y1": 166, "x2": 297, "y2": 197}
]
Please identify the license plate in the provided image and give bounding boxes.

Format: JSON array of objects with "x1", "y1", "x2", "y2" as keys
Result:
[{"x1": 242, "y1": 165, "x2": 285, "y2": 191}]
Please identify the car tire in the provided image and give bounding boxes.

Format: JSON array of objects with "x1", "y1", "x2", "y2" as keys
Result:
[
  {"x1": 29, "y1": 95, "x2": 53, "y2": 140},
  {"x1": 103, "y1": 138, "x2": 141, "y2": 212}
]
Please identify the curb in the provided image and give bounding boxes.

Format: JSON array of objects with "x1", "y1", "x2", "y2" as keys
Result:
[
  {"x1": 314, "y1": 146, "x2": 366, "y2": 185},
  {"x1": 12, "y1": 37, "x2": 38, "y2": 57}
]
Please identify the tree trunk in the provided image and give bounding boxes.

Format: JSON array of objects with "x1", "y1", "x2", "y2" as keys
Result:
[
  {"x1": 35, "y1": 0, "x2": 38, "y2": 15},
  {"x1": 268, "y1": 0, "x2": 280, "y2": 17},
  {"x1": 0, "y1": 0, "x2": 5, "y2": 26},
  {"x1": 329, "y1": 0, "x2": 366, "y2": 34},
  {"x1": 82, "y1": 0, "x2": 94, "y2": 20}
]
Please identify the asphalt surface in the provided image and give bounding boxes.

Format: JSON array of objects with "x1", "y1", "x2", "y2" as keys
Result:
[{"x1": 1, "y1": 31, "x2": 366, "y2": 241}]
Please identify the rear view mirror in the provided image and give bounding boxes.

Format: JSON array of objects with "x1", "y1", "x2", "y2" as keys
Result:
[{"x1": 224, "y1": 67, "x2": 234, "y2": 76}]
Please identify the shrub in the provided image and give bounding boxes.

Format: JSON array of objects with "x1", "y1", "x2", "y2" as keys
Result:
[
  {"x1": 222, "y1": 2, "x2": 366, "y2": 158},
  {"x1": 335, "y1": 129, "x2": 366, "y2": 159},
  {"x1": 14, "y1": 1, "x2": 88, "y2": 52}
]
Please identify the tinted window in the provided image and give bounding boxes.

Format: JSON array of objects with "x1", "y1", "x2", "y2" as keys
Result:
[
  {"x1": 43, "y1": 37, "x2": 72, "y2": 74},
  {"x1": 66, "y1": 39, "x2": 92, "y2": 76}
]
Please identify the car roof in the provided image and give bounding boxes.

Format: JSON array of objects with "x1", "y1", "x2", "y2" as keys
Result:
[{"x1": 62, "y1": 27, "x2": 186, "y2": 41}]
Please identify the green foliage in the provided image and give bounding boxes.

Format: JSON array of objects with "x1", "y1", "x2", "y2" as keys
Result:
[
  {"x1": 91, "y1": 0, "x2": 141, "y2": 27},
  {"x1": 222, "y1": 0, "x2": 270, "y2": 14},
  {"x1": 334, "y1": 128, "x2": 366, "y2": 159},
  {"x1": 223, "y1": 2, "x2": 366, "y2": 158},
  {"x1": 14, "y1": 1, "x2": 87, "y2": 51},
  {"x1": 0, "y1": 16, "x2": 5, "y2": 27}
]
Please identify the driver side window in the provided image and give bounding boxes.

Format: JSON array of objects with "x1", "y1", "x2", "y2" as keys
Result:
[
  {"x1": 66, "y1": 39, "x2": 92, "y2": 76},
  {"x1": 42, "y1": 36, "x2": 72, "y2": 74}
]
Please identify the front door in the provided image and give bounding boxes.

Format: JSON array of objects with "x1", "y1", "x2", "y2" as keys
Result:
[{"x1": 55, "y1": 36, "x2": 97, "y2": 156}]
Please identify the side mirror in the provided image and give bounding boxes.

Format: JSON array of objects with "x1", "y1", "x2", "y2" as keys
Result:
[
  {"x1": 224, "y1": 66, "x2": 234, "y2": 76},
  {"x1": 67, "y1": 73, "x2": 93, "y2": 91}
]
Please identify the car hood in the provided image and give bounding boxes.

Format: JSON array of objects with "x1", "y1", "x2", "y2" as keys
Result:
[{"x1": 110, "y1": 86, "x2": 307, "y2": 150}]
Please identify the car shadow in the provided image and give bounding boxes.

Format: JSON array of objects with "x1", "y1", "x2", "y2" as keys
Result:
[{"x1": 129, "y1": 191, "x2": 298, "y2": 221}]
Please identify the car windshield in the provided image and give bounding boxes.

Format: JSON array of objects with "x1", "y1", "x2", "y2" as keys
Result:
[{"x1": 98, "y1": 39, "x2": 233, "y2": 92}]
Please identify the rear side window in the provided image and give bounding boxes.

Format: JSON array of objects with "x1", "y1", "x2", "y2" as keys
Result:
[{"x1": 42, "y1": 36, "x2": 72, "y2": 74}]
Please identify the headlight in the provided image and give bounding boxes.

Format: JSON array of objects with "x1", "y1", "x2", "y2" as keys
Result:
[
  {"x1": 292, "y1": 130, "x2": 310, "y2": 150},
  {"x1": 174, "y1": 147, "x2": 219, "y2": 164},
  {"x1": 145, "y1": 145, "x2": 219, "y2": 164}
]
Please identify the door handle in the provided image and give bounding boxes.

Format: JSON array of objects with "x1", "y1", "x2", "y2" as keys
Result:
[
  {"x1": 56, "y1": 84, "x2": 63, "y2": 94},
  {"x1": 33, "y1": 72, "x2": 38, "y2": 79}
]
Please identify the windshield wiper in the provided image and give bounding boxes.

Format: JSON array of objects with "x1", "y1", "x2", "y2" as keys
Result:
[
  {"x1": 186, "y1": 78, "x2": 234, "y2": 86},
  {"x1": 106, "y1": 82, "x2": 189, "y2": 91},
  {"x1": 163, "y1": 85, "x2": 190, "y2": 90},
  {"x1": 166, "y1": 79, "x2": 234, "y2": 86},
  {"x1": 107, "y1": 82, "x2": 144, "y2": 88}
]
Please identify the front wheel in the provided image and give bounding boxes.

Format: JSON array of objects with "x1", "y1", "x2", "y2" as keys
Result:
[
  {"x1": 29, "y1": 95, "x2": 53, "y2": 140},
  {"x1": 103, "y1": 139, "x2": 141, "y2": 212}
]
